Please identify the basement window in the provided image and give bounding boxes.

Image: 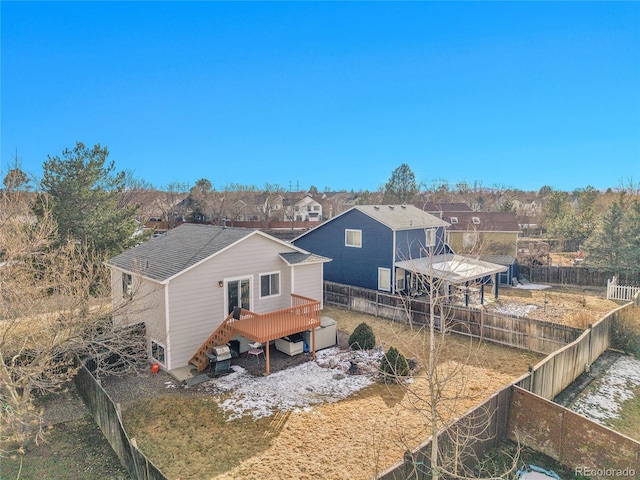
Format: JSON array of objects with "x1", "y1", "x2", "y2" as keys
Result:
[
  {"x1": 122, "y1": 273, "x2": 133, "y2": 299},
  {"x1": 151, "y1": 340, "x2": 166, "y2": 365}
]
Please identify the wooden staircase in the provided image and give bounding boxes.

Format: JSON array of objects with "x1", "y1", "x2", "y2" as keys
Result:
[{"x1": 188, "y1": 313, "x2": 237, "y2": 372}]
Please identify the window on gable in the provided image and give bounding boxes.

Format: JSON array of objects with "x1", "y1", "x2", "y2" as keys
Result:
[
  {"x1": 260, "y1": 272, "x2": 280, "y2": 298},
  {"x1": 151, "y1": 340, "x2": 166, "y2": 364},
  {"x1": 345, "y1": 229, "x2": 362, "y2": 248},
  {"x1": 450, "y1": 217, "x2": 458, "y2": 224},
  {"x1": 425, "y1": 229, "x2": 436, "y2": 247},
  {"x1": 122, "y1": 273, "x2": 133, "y2": 299}
]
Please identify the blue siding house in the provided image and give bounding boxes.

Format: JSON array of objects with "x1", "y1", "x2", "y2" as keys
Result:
[{"x1": 293, "y1": 205, "x2": 451, "y2": 293}]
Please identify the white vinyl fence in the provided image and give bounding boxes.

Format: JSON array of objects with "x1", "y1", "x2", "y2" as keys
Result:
[{"x1": 606, "y1": 276, "x2": 640, "y2": 302}]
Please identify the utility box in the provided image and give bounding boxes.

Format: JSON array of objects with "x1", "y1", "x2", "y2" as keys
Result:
[
  {"x1": 275, "y1": 333, "x2": 305, "y2": 356},
  {"x1": 303, "y1": 316, "x2": 337, "y2": 351}
]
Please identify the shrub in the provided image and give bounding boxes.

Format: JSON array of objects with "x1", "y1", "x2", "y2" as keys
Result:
[
  {"x1": 379, "y1": 346, "x2": 410, "y2": 383},
  {"x1": 348, "y1": 322, "x2": 376, "y2": 350},
  {"x1": 612, "y1": 316, "x2": 640, "y2": 359}
]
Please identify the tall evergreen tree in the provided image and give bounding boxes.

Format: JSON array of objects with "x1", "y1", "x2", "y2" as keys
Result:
[
  {"x1": 622, "y1": 194, "x2": 640, "y2": 267},
  {"x1": 583, "y1": 197, "x2": 627, "y2": 270},
  {"x1": 383, "y1": 163, "x2": 418, "y2": 204},
  {"x1": 40, "y1": 142, "x2": 138, "y2": 257}
]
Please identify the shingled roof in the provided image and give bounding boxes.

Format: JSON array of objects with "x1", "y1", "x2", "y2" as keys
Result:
[
  {"x1": 279, "y1": 252, "x2": 331, "y2": 265},
  {"x1": 107, "y1": 224, "x2": 256, "y2": 282},
  {"x1": 443, "y1": 211, "x2": 520, "y2": 232},
  {"x1": 355, "y1": 205, "x2": 449, "y2": 230}
]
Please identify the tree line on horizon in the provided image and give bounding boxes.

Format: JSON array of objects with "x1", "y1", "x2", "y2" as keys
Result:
[{"x1": 3, "y1": 143, "x2": 640, "y2": 269}]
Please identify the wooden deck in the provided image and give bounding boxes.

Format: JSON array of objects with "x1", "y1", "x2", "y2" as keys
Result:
[
  {"x1": 189, "y1": 294, "x2": 321, "y2": 375},
  {"x1": 232, "y1": 311, "x2": 320, "y2": 343}
]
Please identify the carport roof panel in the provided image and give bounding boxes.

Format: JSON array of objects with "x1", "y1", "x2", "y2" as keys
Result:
[{"x1": 395, "y1": 254, "x2": 508, "y2": 284}]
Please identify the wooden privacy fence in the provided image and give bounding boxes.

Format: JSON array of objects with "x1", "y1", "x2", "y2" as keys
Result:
[
  {"x1": 74, "y1": 363, "x2": 168, "y2": 480},
  {"x1": 377, "y1": 387, "x2": 515, "y2": 480},
  {"x1": 514, "y1": 302, "x2": 626, "y2": 400},
  {"x1": 607, "y1": 276, "x2": 640, "y2": 302},
  {"x1": 375, "y1": 299, "x2": 637, "y2": 480},
  {"x1": 324, "y1": 281, "x2": 581, "y2": 355},
  {"x1": 522, "y1": 265, "x2": 640, "y2": 287},
  {"x1": 509, "y1": 387, "x2": 640, "y2": 473}
]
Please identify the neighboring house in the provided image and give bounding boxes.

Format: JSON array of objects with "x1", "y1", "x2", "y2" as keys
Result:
[
  {"x1": 290, "y1": 194, "x2": 323, "y2": 222},
  {"x1": 106, "y1": 224, "x2": 330, "y2": 374},
  {"x1": 507, "y1": 195, "x2": 541, "y2": 218},
  {"x1": 421, "y1": 207, "x2": 520, "y2": 286},
  {"x1": 293, "y1": 204, "x2": 508, "y2": 305},
  {"x1": 293, "y1": 205, "x2": 449, "y2": 293},
  {"x1": 420, "y1": 202, "x2": 473, "y2": 215},
  {"x1": 442, "y1": 211, "x2": 521, "y2": 257},
  {"x1": 233, "y1": 199, "x2": 248, "y2": 221},
  {"x1": 318, "y1": 191, "x2": 359, "y2": 219}
]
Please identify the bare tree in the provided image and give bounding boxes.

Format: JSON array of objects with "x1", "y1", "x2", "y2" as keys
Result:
[
  {"x1": 0, "y1": 189, "x2": 147, "y2": 452},
  {"x1": 157, "y1": 181, "x2": 190, "y2": 229},
  {"x1": 386, "y1": 235, "x2": 519, "y2": 479}
]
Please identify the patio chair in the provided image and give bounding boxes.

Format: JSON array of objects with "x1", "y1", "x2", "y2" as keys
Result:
[{"x1": 247, "y1": 342, "x2": 264, "y2": 362}]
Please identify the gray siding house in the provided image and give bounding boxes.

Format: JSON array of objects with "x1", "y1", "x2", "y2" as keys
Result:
[{"x1": 107, "y1": 224, "x2": 329, "y2": 372}]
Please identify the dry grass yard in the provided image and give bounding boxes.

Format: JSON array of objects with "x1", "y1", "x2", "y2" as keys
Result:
[
  {"x1": 121, "y1": 306, "x2": 543, "y2": 480},
  {"x1": 486, "y1": 285, "x2": 620, "y2": 329}
]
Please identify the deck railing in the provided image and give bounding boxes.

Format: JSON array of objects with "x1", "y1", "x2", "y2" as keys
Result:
[
  {"x1": 291, "y1": 293, "x2": 322, "y2": 319},
  {"x1": 189, "y1": 294, "x2": 321, "y2": 371},
  {"x1": 249, "y1": 295, "x2": 321, "y2": 341}
]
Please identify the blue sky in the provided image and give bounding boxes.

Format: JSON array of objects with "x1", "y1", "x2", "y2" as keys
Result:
[{"x1": 2, "y1": 1, "x2": 639, "y2": 193}]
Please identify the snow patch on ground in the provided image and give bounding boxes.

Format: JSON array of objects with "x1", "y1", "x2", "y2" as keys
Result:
[
  {"x1": 200, "y1": 347, "x2": 385, "y2": 420},
  {"x1": 570, "y1": 355, "x2": 640, "y2": 424},
  {"x1": 513, "y1": 283, "x2": 552, "y2": 291},
  {"x1": 493, "y1": 303, "x2": 541, "y2": 317}
]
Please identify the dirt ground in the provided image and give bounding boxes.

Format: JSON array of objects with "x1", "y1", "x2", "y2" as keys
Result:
[{"x1": 484, "y1": 284, "x2": 620, "y2": 329}]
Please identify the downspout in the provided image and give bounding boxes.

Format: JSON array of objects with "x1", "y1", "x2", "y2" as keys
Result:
[
  {"x1": 392, "y1": 230, "x2": 397, "y2": 293},
  {"x1": 290, "y1": 264, "x2": 295, "y2": 298},
  {"x1": 164, "y1": 281, "x2": 171, "y2": 370}
]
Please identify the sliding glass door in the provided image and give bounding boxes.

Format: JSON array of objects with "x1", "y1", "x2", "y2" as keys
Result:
[{"x1": 227, "y1": 278, "x2": 251, "y2": 314}]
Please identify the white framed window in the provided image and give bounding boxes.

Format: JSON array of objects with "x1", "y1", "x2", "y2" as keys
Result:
[
  {"x1": 378, "y1": 267, "x2": 391, "y2": 291},
  {"x1": 450, "y1": 217, "x2": 458, "y2": 224},
  {"x1": 345, "y1": 229, "x2": 362, "y2": 248},
  {"x1": 396, "y1": 268, "x2": 406, "y2": 291},
  {"x1": 151, "y1": 340, "x2": 166, "y2": 365},
  {"x1": 259, "y1": 271, "x2": 280, "y2": 298},
  {"x1": 425, "y1": 229, "x2": 436, "y2": 247},
  {"x1": 472, "y1": 217, "x2": 481, "y2": 225},
  {"x1": 122, "y1": 273, "x2": 133, "y2": 299}
]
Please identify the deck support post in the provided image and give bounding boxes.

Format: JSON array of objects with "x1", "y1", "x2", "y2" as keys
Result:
[
  {"x1": 312, "y1": 325, "x2": 316, "y2": 359},
  {"x1": 265, "y1": 342, "x2": 271, "y2": 376}
]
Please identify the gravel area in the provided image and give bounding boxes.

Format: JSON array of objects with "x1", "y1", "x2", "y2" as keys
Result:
[{"x1": 40, "y1": 330, "x2": 352, "y2": 422}]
